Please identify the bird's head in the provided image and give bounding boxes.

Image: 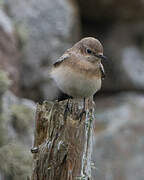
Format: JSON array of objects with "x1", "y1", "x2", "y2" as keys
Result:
[{"x1": 74, "y1": 37, "x2": 107, "y2": 63}]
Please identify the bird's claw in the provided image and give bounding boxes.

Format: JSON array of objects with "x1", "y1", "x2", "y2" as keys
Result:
[
  {"x1": 78, "y1": 109, "x2": 86, "y2": 121},
  {"x1": 64, "y1": 99, "x2": 70, "y2": 120}
]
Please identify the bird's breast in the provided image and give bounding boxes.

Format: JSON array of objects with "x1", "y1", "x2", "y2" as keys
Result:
[{"x1": 50, "y1": 64, "x2": 101, "y2": 98}]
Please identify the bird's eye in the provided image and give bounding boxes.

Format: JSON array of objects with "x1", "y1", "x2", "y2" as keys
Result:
[{"x1": 86, "y1": 48, "x2": 92, "y2": 54}]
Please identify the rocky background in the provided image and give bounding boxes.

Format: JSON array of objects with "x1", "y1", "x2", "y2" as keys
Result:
[{"x1": 0, "y1": 0, "x2": 144, "y2": 179}]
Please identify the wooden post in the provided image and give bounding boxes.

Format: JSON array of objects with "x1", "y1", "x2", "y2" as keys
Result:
[{"x1": 31, "y1": 98, "x2": 94, "y2": 180}]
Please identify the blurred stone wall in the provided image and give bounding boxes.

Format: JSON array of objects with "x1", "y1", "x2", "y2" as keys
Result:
[
  {"x1": 4, "y1": 0, "x2": 81, "y2": 101},
  {"x1": 77, "y1": 0, "x2": 144, "y2": 180},
  {"x1": 77, "y1": 0, "x2": 144, "y2": 92},
  {"x1": 0, "y1": 0, "x2": 81, "y2": 179},
  {"x1": 0, "y1": 0, "x2": 144, "y2": 179},
  {"x1": 0, "y1": 70, "x2": 35, "y2": 179}
]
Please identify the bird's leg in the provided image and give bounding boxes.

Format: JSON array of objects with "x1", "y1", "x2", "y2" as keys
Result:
[
  {"x1": 64, "y1": 99, "x2": 70, "y2": 119},
  {"x1": 78, "y1": 98, "x2": 86, "y2": 121},
  {"x1": 83, "y1": 97, "x2": 86, "y2": 112}
]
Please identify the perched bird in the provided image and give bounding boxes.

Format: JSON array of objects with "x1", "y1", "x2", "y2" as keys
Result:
[{"x1": 50, "y1": 37, "x2": 106, "y2": 102}]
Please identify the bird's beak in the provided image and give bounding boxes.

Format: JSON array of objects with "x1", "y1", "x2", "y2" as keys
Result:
[
  {"x1": 100, "y1": 55, "x2": 107, "y2": 61},
  {"x1": 95, "y1": 54, "x2": 107, "y2": 61}
]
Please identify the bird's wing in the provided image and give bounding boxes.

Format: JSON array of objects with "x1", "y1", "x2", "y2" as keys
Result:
[
  {"x1": 53, "y1": 54, "x2": 70, "y2": 67},
  {"x1": 100, "y1": 63, "x2": 105, "y2": 79}
]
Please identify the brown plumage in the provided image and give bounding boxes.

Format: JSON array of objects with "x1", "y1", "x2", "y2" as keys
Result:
[{"x1": 50, "y1": 37, "x2": 106, "y2": 100}]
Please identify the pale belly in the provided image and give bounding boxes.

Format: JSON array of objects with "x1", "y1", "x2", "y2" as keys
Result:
[{"x1": 51, "y1": 66, "x2": 101, "y2": 98}]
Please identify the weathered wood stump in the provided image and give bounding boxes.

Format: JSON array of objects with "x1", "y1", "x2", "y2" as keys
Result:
[{"x1": 31, "y1": 98, "x2": 94, "y2": 180}]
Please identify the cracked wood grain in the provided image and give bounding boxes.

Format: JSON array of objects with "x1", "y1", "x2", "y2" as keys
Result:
[{"x1": 31, "y1": 98, "x2": 94, "y2": 180}]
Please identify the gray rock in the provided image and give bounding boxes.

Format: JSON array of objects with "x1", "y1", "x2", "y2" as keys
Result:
[
  {"x1": 92, "y1": 93, "x2": 144, "y2": 180},
  {"x1": 0, "y1": 9, "x2": 20, "y2": 94},
  {"x1": 122, "y1": 47, "x2": 144, "y2": 88},
  {"x1": 0, "y1": 144, "x2": 32, "y2": 180},
  {"x1": 0, "y1": 70, "x2": 11, "y2": 96},
  {"x1": 0, "y1": 90, "x2": 35, "y2": 179},
  {"x1": 0, "y1": 9, "x2": 13, "y2": 34},
  {"x1": 102, "y1": 23, "x2": 144, "y2": 91},
  {"x1": 1, "y1": 90, "x2": 35, "y2": 146},
  {"x1": 4, "y1": 0, "x2": 80, "y2": 100}
]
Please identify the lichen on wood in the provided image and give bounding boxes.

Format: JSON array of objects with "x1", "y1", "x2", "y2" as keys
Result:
[{"x1": 31, "y1": 98, "x2": 94, "y2": 180}]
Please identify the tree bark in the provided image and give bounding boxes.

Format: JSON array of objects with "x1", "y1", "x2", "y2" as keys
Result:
[{"x1": 31, "y1": 98, "x2": 94, "y2": 180}]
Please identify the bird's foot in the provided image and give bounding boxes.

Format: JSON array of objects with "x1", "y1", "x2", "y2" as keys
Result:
[
  {"x1": 78, "y1": 98, "x2": 86, "y2": 121},
  {"x1": 77, "y1": 108, "x2": 86, "y2": 121},
  {"x1": 64, "y1": 99, "x2": 70, "y2": 120}
]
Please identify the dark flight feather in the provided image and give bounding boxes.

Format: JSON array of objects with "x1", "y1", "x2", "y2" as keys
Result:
[{"x1": 53, "y1": 54, "x2": 69, "y2": 67}]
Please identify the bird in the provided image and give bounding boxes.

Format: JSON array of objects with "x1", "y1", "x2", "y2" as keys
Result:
[
  {"x1": 49, "y1": 37, "x2": 106, "y2": 117},
  {"x1": 50, "y1": 37, "x2": 106, "y2": 100}
]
